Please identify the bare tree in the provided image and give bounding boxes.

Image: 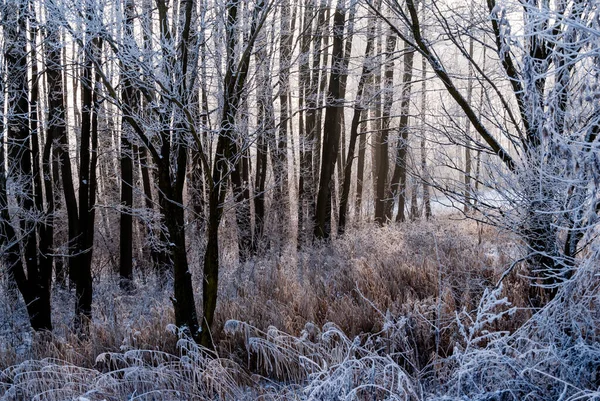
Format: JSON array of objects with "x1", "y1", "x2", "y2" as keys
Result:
[
  {"x1": 0, "y1": 0, "x2": 53, "y2": 332},
  {"x1": 314, "y1": 0, "x2": 346, "y2": 239},
  {"x1": 372, "y1": 0, "x2": 600, "y2": 305}
]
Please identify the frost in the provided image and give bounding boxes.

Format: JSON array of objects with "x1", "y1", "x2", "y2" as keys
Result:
[
  {"x1": 223, "y1": 319, "x2": 241, "y2": 334},
  {"x1": 166, "y1": 324, "x2": 178, "y2": 334}
]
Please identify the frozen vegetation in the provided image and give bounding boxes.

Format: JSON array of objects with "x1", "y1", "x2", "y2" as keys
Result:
[{"x1": 1, "y1": 220, "x2": 599, "y2": 400}]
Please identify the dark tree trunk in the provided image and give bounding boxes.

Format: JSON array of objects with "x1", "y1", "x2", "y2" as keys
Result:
[
  {"x1": 370, "y1": 22, "x2": 382, "y2": 221},
  {"x1": 200, "y1": 0, "x2": 266, "y2": 348},
  {"x1": 297, "y1": 1, "x2": 314, "y2": 245},
  {"x1": 335, "y1": 1, "x2": 356, "y2": 202},
  {"x1": 74, "y1": 29, "x2": 103, "y2": 334},
  {"x1": 231, "y1": 150, "x2": 253, "y2": 262},
  {"x1": 338, "y1": 17, "x2": 376, "y2": 234},
  {"x1": 463, "y1": 35, "x2": 474, "y2": 213},
  {"x1": 388, "y1": 39, "x2": 414, "y2": 223},
  {"x1": 253, "y1": 40, "x2": 273, "y2": 252},
  {"x1": 274, "y1": 0, "x2": 294, "y2": 225},
  {"x1": 355, "y1": 118, "x2": 367, "y2": 221},
  {"x1": 119, "y1": 0, "x2": 136, "y2": 292},
  {"x1": 30, "y1": 4, "x2": 54, "y2": 332},
  {"x1": 374, "y1": 32, "x2": 397, "y2": 225},
  {"x1": 314, "y1": 0, "x2": 345, "y2": 240},
  {"x1": 312, "y1": 1, "x2": 331, "y2": 193},
  {"x1": 1, "y1": 0, "x2": 53, "y2": 332},
  {"x1": 46, "y1": 6, "x2": 73, "y2": 286},
  {"x1": 420, "y1": 51, "x2": 431, "y2": 219}
]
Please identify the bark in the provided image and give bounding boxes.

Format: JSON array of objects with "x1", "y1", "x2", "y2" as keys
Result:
[
  {"x1": 46, "y1": 5, "x2": 76, "y2": 285},
  {"x1": 253, "y1": 40, "x2": 274, "y2": 252},
  {"x1": 74, "y1": 26, "x2": 103, "y2": 334},
  {"x1": 314, "y1": 0, "x2": 345, "y2": 239},
  {"x1": 355, "y1": 116, "x2": 367, "y2": 221},
  {"x1": 374, "y1": 32, "x2": 397, "y2": 225},
  {"x1": 231, "y1": 148, "x2": 253, "y2": 262},
  {"x1": 387, "y1": 38, "x2": 414, "y2": 223},
  {"x1": 370, "y1": 21, "x2": 383, "y2": 219},
  {"x1": 312, "y1": 1, "x2": 331, "y2": 192},
  {"x1": 1, "y1": 0, "x2": 53, "y2": 331},
  {"x1": 421, "y1": 52, "x2": 431, "y2": 219},
  {"x1": 335, "y1": 1, "x2": 356, "y2": 196},
  {"x1": 119, "y1": 0, "x2": 136, "y2": 292},
  {"x1": 274, "y1": 0, "x2": 294, "y2": 225},
  {"x1": 463, "y1": 34, "x2": 474, "y2": 213},
  {"x1": 338, "y1": 17, "x2": 376, "y2": 234},
  {"x1": 201, "y1": 0, "x2": 267, "y2": 348},
  {"x1": 297, "y1": 0, "x2": 315, "y2": 243},
  {"x1": 156, "y1": 0, "x2": 200, "y2": 339}
]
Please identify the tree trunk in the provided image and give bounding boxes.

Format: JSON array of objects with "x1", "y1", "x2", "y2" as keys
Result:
[
  {"x1": 74, "y1": 28, "x2": 103, "y2": 334},
  {"x1": 375, "y1": 31, "x2": 397, "y2": 225},
  {"x1": 463, "y1": 34, "x2": 474, "y2": 213},
  {"x1": 312, "y1": 1, "x2": 331, "y2": 195},
  {"x1": 420, "y1": 46, "x2": 432, "y2": 219},
  {"x1": 253, "y1": 38, "x2": 273, "y2": 252},
  {"x1": 297, "y1": 0, "x2": 315, "y2": 244},
  {"x1": 119, "y1": 0, "x2": 136, "y2": 292},
  {"x1": 1, "y1": 0, "x2": 53, "y2": 332},
  {"x1": 274, "y1": 0, "x2": 294, "y2": 226},
  {"x1": 200, "y1": 0, "x2": 266, "y2": 348},
  {"x1": 314, "y1": 0, "x2": 345, "y2": 240},
  {"x1": 388, "y1": 37, "x2": 414, "y2": 223},
  {"x1": 338, "y1": 16, "x2": 376, "y2": 234}
]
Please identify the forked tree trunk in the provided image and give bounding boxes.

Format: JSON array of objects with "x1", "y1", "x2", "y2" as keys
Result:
[
  {"x1": 1, "y1": 1, "x2": 53, "y2": 331},
  {"x1": 201, "y1": 0, "x2": 266, "y2": 348}
]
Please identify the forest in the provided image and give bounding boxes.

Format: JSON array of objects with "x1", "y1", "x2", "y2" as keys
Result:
[{"x1": 0, "y1": 0, "x2": 599, "y2": 399}]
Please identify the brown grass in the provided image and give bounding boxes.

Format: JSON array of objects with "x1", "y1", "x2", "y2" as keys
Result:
[{"x1": 0, "y1": 217, "x2": 529, "y2": 373}]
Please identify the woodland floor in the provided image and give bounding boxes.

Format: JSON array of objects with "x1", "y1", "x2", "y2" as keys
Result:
[{"x1": 1, "y1": 216, "x2": 597, "y2": 400}]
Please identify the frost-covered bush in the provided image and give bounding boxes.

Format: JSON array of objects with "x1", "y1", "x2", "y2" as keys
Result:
[{"x1": 437, "y1": 247, "x2": 600, "y2": 400}]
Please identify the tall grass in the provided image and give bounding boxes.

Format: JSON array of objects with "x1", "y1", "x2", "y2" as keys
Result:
[{"x1": 3, "y1": 218, "x2": 594, "y2": 400}]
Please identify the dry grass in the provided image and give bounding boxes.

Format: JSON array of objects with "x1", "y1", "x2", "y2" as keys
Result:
[
  {"x1": 0, "y1": 217, "x2": 541, "y2": 399},
  {"x1": 216, "y1": 218, "x2": 528, "y2": 361}
]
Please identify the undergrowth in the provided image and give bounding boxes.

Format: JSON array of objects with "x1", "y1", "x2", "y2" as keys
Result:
[{"x1": 2, "y1": 219, "x2": 596, "y2": 399}]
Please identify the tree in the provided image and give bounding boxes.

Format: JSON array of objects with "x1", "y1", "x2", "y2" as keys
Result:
[
  {"x1": 373, "y1": 28, "x2": 396, "y2": 225},
  {"x1": 74, "y1": 3, "x2": 102, "y2": 332},
  {"x1": 338, "y1": 6, "x2": 377, "y2": 234},
  {"x1": 84, "y1": 0, "x2": 204, "y2": 339},
  {"x1": 273, "y1": 0, "x2": 294, "y2": 228},
  {"x1": 0, "y1": 0, "x2": 53, "y2": 332},
  {"x1": 372, "y1": 0, "x2": 600, "y2": 304},
  {"x1": 387, "y1": 26, "x2": 415, "y2": 223},
  {"x1": 314, "y1": 0, "x2": 346, "y2": 239},
  {"x1": 119, "y1": 0, "x2": 137, "y2": 292},
  {"x1": 201, "y1": 0, "x2": 270, "y2": 347}
]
